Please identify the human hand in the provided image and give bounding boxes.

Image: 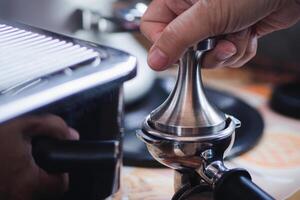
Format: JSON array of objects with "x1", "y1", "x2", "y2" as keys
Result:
[
  {"x1": 141, "y1": 0, "x2": 300, "y2": 70},
  {"x1": 0, "y1": 115, "x2": 79, "y2": 200}
]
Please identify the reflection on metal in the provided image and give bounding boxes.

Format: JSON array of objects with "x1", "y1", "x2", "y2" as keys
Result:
[
  {"x1": 137, "y1": 39, "x2": 241, "y2": 195},
  {"x1": 81, "y1": 1, "x2": 148, "y2": 33},
  {"x1": 0, "y1": 21, "x2": 137, "y2": 124},
  {"x1": 0, "y1": 24, "x2": 99, "y2": 92}
]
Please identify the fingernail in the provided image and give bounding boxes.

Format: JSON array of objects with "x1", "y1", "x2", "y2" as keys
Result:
[
  {"x1": 148, "y1": 47, "x2": 169, "y2": 69},
  {"x1": 216, "y1": 50, "x2": 236, "y2": 61},
  {"x1": 69, "y1": 128, "x2": 80, "y2": 140}
]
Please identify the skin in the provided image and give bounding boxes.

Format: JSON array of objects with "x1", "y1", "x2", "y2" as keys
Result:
[
  {"x1": 0, "y1": 115, "x2": 79, "y2": 200},
  {"x1": 141, "y1": 0, "x2": 300, "y2": 70}
]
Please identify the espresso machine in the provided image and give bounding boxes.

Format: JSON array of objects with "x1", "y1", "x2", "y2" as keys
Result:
[
  {"x1": 0, "y1": 20, "x2": 136, "y2": 200},
  {"x1": 138, "y1": 39, "x2": 275, "y2": 200}
]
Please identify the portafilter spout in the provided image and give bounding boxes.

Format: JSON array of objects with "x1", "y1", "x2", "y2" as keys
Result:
[{"x1": 137, "y1": 39, "x2": 274, "y2": 200}]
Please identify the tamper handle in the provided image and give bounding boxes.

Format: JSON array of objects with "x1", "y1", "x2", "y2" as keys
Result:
[
  {"x1": 148, "y1": 37, "x2": 226, "y2": 136},
  {"x1": 214, "y1": 169, "x2": 275, "y2": 200},
  {"x1": 196, "y1": 38, "x2": 216, "y2": 53}
]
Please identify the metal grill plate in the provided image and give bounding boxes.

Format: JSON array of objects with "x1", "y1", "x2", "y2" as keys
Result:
[
  {"x1": 0, "y1": 24, "x2": 99, "y2": 92},
  {"x1": 0, "y1": 21, "x2": 137, "y2": 124}
]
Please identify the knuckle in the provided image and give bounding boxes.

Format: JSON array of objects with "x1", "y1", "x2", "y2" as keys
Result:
[
  {"x1": 180, "y1": 1, "x2": 220, "y2": 38},
  {"x1": 164, "y1": 24, "x2": 177, "y2": 38},
  {"x1": 163, "y1": 25, "x2": 185, "y2": 47},
  {"x1": 166, "y1": 0, "x2": 190, "y2": 15},
  {"x1": 206, "y1": 0, "x2": 231, "y2": 35}
]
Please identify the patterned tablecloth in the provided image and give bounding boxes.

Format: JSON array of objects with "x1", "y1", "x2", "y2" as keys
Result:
[{"x1": 116, "y1": 67, "x2": 300, "y2": 200}]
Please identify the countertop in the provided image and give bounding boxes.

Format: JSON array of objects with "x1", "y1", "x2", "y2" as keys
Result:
[
  {"x1": 74, "y1": 31, "x2": 300, "y2": 200},
  {"x1": 117, "y1": 67, "x2": 300, "y2": 200}
]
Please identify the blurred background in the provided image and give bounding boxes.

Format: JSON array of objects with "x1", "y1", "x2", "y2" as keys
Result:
[
  {"x1": 0, "y1": 0, "x2": 299, "y2": 199},
  {"x1": 1, "y1": 0, "x2": 299, "y2": 96}
]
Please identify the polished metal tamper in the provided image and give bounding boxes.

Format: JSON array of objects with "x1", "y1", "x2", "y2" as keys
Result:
[
  {"x1": 147, "y1": 39, "x2": 231, "y2": 140},
  {"x1": 138, "y1": 39, "x2": 274, "y2": 200}
]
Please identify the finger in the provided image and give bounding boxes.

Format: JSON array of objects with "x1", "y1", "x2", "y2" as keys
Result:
[
  {"x1": 22, "y1": 115, "x2": 79, "y2": 140},
  {"x1": 148, "y1": 1, "x2": 213, "y2": 70},
  {"x1": 68, "y1": 128, "x2": 80, "y2": 140},
  {"x1": 37, "y1": 170, "x2": 68, "y2": 199},
  {"x1": 140, "y1": 0, "x2": 176, "y2": 43},
  {"x1": 255, "y1": 0, "x2": 300, "y2": 37},
  {"x1": 141, "y1": 0, "x2": 197, "y2": 44},
  {"x1": 165, "y1": 0, "x2": 193, "y2": 15},
  {"x1": 147, "y1": 0, "x2": 278, "y2": 70},
  {"x1": 16, "y1": 116, "x2": 73, "y2": 198},
  {"x1": 229, "y1": 33, "x2": 258, "y2": 68},
  {"x1": 30, "y1": 116, "x2": 79, "y2": 198},
  {"x1": 202, "y1": 39, "x2": 237, "y2": 68},
  {"x1": 140, "y1": 22, "x2": 167, "y2": 43},
  {"x1": 222, "y1": 28, "x2": 251, "y2": 66}
]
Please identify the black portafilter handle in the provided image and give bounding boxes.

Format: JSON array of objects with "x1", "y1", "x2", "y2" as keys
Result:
[
  {"x1": 172, "y1": 169, "x2": 274, "y2": 200},
  {"x1": 32, "y1": 138, "x2": 119, "y2": 173},
  {"x1": 213, "y1": 169, "x2": 274, "y2": 200}
]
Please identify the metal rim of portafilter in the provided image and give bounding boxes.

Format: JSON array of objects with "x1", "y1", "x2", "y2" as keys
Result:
[{"x1": 137, "y1": 39, "x2": 274, "y2": 200}]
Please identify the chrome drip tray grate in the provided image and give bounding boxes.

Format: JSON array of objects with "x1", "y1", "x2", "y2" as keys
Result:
[
  {"x1": 0, "y1": 20, "x2": 136, "y2": 124},
  {"x1": 0, "y1": 24, "x2": 100, "y2": 92}
]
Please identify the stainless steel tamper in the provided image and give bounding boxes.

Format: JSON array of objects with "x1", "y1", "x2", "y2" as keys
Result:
[{"x1": 138, "y1": 39, "x2": 274, "y2": 200}]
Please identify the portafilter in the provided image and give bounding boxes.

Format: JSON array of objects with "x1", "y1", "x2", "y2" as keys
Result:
[{"x1": 137, "y1": 39, "x2": 274, "y2": 200}]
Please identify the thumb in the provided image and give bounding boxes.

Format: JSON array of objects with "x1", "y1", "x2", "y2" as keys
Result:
[{"x1": 147, "y1": 1, "x2": 213, "y2": 70}]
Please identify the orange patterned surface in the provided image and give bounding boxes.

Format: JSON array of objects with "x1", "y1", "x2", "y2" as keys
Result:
[
  {"x1": 121, "y1": 67, "x2": 300, "y2": 199},
  {"x1": 121, "y1": 168, "x2": 174, "y2": 200},
  {"x1": 243, "y1": 85, "x2": 272, "y2": 98},
  {"x1": 239, "y1": 133, "x2": 300, "y2": 169}
]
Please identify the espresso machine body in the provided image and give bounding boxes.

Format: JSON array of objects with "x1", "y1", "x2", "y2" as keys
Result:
[
  {"x1": 0, "y1": 20, "x2": 136, "y2": 200},
  {"x1": 36, "y1": 86, "x2": 124, "y2": 200},
  {"x1": 0, "y1": 0, "x2": 117, "y2": 34}
]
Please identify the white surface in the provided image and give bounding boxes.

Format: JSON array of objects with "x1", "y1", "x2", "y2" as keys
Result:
[
  {"x1": 0, "y1": 0, "x2": 117, "y2": 34},
  {"x1": 75, "y1": 31, "x2": 157, "y2": 104}
]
